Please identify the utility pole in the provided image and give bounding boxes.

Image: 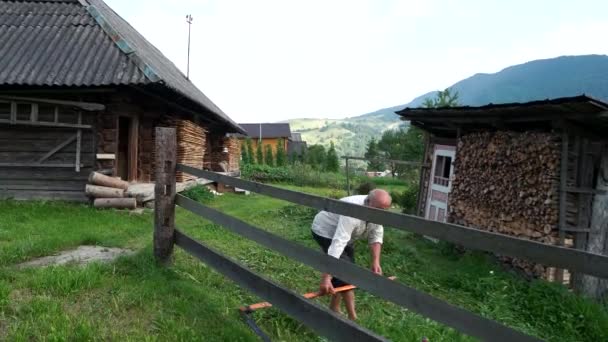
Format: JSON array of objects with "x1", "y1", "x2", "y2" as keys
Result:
[{"x1": 186, "y1": 14, "x2": 193, "y2": 80}]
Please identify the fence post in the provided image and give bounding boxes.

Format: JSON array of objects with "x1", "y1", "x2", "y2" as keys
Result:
[
  {"x1": 345, "y1": 157, "x2": 350, "y2": 195},
  {"x1": 154, "y1": 127, "x2": 177, "y2": 264}
]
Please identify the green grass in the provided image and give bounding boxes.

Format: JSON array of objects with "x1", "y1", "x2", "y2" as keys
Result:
[{"x1": 1, "y1": 193, "x2": 607, "y2": 341}]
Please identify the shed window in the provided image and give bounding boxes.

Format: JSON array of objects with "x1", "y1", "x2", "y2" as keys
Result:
[
  {"x1": 433, "y1": 155, "x2": 452, "y2": 186},
  {"x1": 0, "y1": 102, "x2": 10, "y2": 121},
  {"x1": 16, "y1": 103, "x2": 32, "y2": 121},
  {"x1": 38, "y1": 105, "x2": 56, "y2": 122}
]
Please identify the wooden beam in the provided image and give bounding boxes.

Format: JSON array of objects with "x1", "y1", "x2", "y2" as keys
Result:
[
  {"x1": 10, "y1": 102, "x2": 16, "y2": 123},
  {"x1": 0, "y1": 163, "x2": 83, "y2": 168},
  {"x1": 154, "y1": 127, "x2": 177, "y2": 264},
  {"x1": 178, "y1": 164, "x2": 608, "y2": 280},
  {"x1": 557, "y1": 132, "x2": 569, "y2": 283},
  {"x1": 580, "y1": 146, "x2": 608, "y2": 298},
  {"x1": 0, "y1": 119, "x2": 92, "y2": 129},
  {"x1": 75, "y1": 112, "x2": 82, "y2": 172},
  {"x1": 566, "y1": 187, "x2": 607, "y2": 195},
  {"x1": 341, "y1": 156, "x2": 426, "y2": 167},
  {"x1": 37, "y1": 134, "x2": 78, "y2": 163},
  {"x1": 0, "y1": 96, "x2": 105, "y2": 111}
]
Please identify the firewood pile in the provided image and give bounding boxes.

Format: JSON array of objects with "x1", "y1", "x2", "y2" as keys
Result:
[
  {"x1": 162, "y1": 117, "x2": 206, "y2": 182},
  {"x1": 85, "y1": 172, "x2": 137, "y2": 210},
  {"x1": 448, "y1": 131, "x2": 561, "y2": 278}
]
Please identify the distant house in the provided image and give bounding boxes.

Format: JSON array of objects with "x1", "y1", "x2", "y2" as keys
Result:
[
  {"x1": 0, "y1": 0, "x2": 244, "y2": 201},
  {"x1": 288, "y1": 133, "x2": 308, "y2": 157},
  {"x1": 396, "y1": 95, "x2": 608, "y2": 294},
  {"x1": 237, "y1": 123, "x2": 292, "y2": 154}
]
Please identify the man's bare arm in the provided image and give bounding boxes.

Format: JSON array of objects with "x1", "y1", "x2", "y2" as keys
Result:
[{"x1": 369, "y1": 242, "x2": 382, "y2": 275}]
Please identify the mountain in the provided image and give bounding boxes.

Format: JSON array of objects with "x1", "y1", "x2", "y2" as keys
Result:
[{"x1": 288, "y1": 55, "x2": 608, "y2": 157}]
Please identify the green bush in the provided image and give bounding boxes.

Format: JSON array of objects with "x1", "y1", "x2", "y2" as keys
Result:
[
  {"x1": 181, "y1": 185, "x2": 214, "y2": 203},
  {"x1": 390, "y1": 185, "x2": 418, "y2": 214},
  {"x1": 356, "y1": 181, "x2": 377, "y2": 195},
  {"x1": 241, "y1": 164, "x2": 293, "y2": 183}
]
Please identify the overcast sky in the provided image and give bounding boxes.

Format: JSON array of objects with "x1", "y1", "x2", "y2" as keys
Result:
[{"x1": 106, "y1": 0, "x2": 608, "y2": 123}]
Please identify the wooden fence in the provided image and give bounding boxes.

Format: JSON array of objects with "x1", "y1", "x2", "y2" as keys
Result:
[{"x1": 153, "y1": 128, "x2": 608, "y2": 342}]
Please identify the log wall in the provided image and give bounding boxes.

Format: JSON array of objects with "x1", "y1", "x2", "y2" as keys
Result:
[
  {"x1": 448, "y1": 131, "x2": 561, "y2": 278},
  {"x1": 0, "y1": 122, "x2": 95, "y2": 202}
]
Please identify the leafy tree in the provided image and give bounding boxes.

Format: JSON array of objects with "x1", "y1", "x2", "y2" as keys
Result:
[
  {"x1": 276, "y1": 138, "x2": 287, "y2": 167},
  {"x1": 241, "y1": 142, "x2": 249, "y2": 165},
  {"x1": 305, "y1": 144, "x2": 326, "y2": 170},
  {"x1": 264, "y1": 144, "x2": 274, "y2": 166},
  {"x1": 256, "y1": 142, "x2": 264, "y2": 164},
  {"x1": 377, "y1": 127, "x2": 425, "y2": 177},
  {"x1": 325, "y1": 141, "x2": 340, "y2": 172},
  {"x1": 245, "y1": 138, "x2": 255, "y2": 164},
  {"x1": 364, "y1": 138, "x2": 384, "y2": 171},
  {"x1": 422, "y1": 88, "x2": 459, "y2": 108}
]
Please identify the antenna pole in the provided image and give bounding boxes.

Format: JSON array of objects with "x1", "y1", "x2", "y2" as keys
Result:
[{"x1": 186, "y1": 14, "x2": 193, "y2": 79}]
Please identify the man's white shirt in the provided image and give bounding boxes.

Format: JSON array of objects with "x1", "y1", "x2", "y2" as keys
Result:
[{"x1": 311, "y1": 195, "x2": 383, "y2": 258}]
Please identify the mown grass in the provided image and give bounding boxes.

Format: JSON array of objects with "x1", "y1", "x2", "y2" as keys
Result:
[{"x1": 1, "y1": 193, "x2": 607, "y2": 341}]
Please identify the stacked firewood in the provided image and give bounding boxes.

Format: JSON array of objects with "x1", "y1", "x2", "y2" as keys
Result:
[
  {"x1": 162, "y1": 116, "x2": 206, "y2": 182},
  {"x1": 85, "y1": 172, "x2": 136, "y2": 209},
  {"x1": 448, "y1": 131, "x2": 561, "y2": 278}
]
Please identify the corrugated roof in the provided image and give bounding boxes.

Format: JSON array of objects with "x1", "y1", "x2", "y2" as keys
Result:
[
  {"x1": 238, "y1": 123, "x2": 292, "y2": 139},
  {"x1": 291, "y1": 132, "x2": 302, "y2": 142},
  {"x1": 0, "y1": 0, "x2": 242, "y2": 132},
  {"x1": 395, "y1": 95, "x2": 608, "y2": 138}
]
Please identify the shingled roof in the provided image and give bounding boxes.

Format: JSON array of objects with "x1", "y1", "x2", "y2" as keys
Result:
[
  {"x1": 396, "y1": 95, "x2": 608, "y2": 138},
  {"x1": 238, "y1": 123, "x2": 292, "y2": 139},
  {"x1": 0, "y1": 0, "x2": 242, "y2": 132}
]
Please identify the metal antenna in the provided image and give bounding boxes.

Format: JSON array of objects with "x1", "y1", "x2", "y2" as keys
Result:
[{"x1": 186, "y1": 14, "x2": 193, "y2": 79}]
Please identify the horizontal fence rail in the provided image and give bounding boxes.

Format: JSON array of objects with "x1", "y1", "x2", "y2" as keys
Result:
[
  {"x1": 176, "y1": 195, "x2": 540, "y2": 342},
  {"x1": 341, "y1": 155, "x2": 426, "y2": 166},
  {"x1": 174, "y1": 229, "x2": 387, "y2": 342},
  {"x1": 177, "y1": 164, "x2": 608, "y2": 280}
]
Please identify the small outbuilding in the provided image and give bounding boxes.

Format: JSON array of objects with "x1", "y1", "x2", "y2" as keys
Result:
[
  {"x1": 396, "y1": 95, "x2": 608, "y2": 298},
  {"x1": 0, "y1": 0, "x2": 244, "y2": 201},
  {"x1": 237, "y1": 123, "x2": 292, "y2": 155}
]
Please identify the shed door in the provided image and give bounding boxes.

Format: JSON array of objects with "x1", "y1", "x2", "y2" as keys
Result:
[{"x1": 425, "y1": 145, "x2": 455, "y2": 222}]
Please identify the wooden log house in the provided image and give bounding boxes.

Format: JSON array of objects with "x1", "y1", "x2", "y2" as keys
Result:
[
  {"x1": 0, "y1": 0, "x2": 244, "y2": 201},
  {"x1": 396, "y1": 96, "x2": 608, "y2": 298}
]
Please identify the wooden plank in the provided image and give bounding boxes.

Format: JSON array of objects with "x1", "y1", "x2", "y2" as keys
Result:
[
  {"x1": 0, "y1": 168, "x2": 92, "y2": 180},
  {"x1": 0, "y1": 96, "x2": 105, "y2": 111},
  {"x1": 177, "y1": 164, "x2": 608, "y2": 279},
  {"x1": 0, "y1": 184, "x2": 85, "y2": 191},
  {"x1": 10, "y1": 102, "x2": 16, "y2": 123},
  {"x1": 0, "y1": 128, "x2": 86, "y2": 140},
  {"x1": 341, "y1": 156, "x2": 425, "y2": 167},
  {"x1": 0, "y1": 140, "x2": 94, "y2": 153},
  {"x1": 0, "y1": 163, "x2": 83, "y2": 168},
  {"x1": 31, "y1": 103, "x2": 38, "y2": 122},
  {"x1": 154, "y1": 127, "x2": 177, "y2": 264},
  {"x1": 566, "y1": 187, "x2": 607, "y2": 195},
  {"x1": 76, "y1": 130, "x2": 82, "y2": 172},
  {"x1": 0, "y1": 190, "x2": 87, "y2": 202},
  {"x1": 0, "y1": 119, "x2": 92, "y2": 129},
  {"x1": 175, "y1": 230, "x2": 389, "y2": 342},
  {"x1": 580, "y1": 147, "x2": 608, "y2": 298},
  {"x1": 0, "y1": 152, "x2": 94, "y2": 163},
  {"x1": 556, "y1": 133, "x2": 570, "y2": 282},
  {"x1": 37, "y1": 134, "x2": 77, "y2": 163},
  {"x1": 96, "y1": 153, "x2": 116, "y2": 160},
  {"x1": 176, "y1": 196, "x2": 541, "y2": 342}
]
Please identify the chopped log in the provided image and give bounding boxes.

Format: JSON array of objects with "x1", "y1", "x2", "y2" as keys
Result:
[
  {"x1": 448, "y1": 131, "x2": 562, "y2": 279},
  {"x1": 89, "y1": 171, "x2": 129, "y2": 190},
  {"x1": 93, "y1": 198, "x2": 137, "y2": 209},
  {"x1": 85, "y1": 184, "x2": 125, "y2": 198}
]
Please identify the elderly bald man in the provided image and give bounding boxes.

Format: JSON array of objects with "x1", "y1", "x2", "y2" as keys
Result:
[{"x1": 311, "y1": 189, "x2": 392, "y2": 320}]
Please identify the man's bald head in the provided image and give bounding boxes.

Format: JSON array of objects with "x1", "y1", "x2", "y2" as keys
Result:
[{"x1": 367, "y1": 189, "x2": 392, "y2": 210}]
